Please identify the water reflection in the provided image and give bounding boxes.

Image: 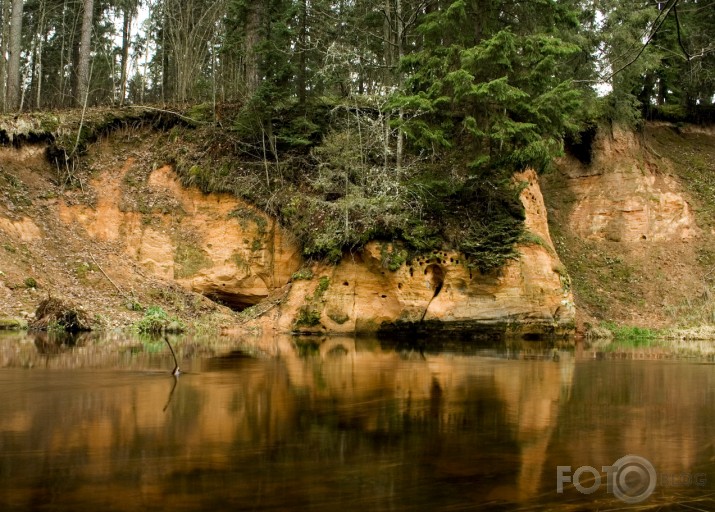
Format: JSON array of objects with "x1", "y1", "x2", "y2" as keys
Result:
[{"x1": 0, "y1": 331, "x2": 713, "y2": 510}]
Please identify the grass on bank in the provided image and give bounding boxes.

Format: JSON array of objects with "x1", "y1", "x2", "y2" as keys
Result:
[{"x1": 588, "y1": 321, "x2": 715, "y2": 356}]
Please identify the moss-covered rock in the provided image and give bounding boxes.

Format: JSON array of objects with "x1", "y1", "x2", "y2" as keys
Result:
[{"x1": 0, "y1": 317, "x2": 28, "y2": 330}]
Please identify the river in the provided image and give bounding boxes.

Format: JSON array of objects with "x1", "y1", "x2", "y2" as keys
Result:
[{"x1": 0, "y1": 330, "x2": 713, "y2": 511}]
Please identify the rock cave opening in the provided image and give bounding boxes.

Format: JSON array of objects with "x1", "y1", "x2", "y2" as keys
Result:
[
  {"x1": 204, "y1": 290, "x2": 263, "y2": 312},
  {"x1": 565, "y1": 124, "x2": 597, "y2": 165}
]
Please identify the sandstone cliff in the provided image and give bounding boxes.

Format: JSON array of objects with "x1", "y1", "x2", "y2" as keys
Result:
[
  {"x1": 255, "y1": 169, "x2": 573, "y2": 338},
  {"x1": 542, "y1": 123, "x2": 715, "y2": 330},
  {"x1": 0, "y1": 120, "x2": 573, "y2": 337}
]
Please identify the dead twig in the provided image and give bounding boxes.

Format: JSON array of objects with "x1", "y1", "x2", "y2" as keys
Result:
[{"x1": 89, "y1": 252, "x2": 128, "y2": 300}]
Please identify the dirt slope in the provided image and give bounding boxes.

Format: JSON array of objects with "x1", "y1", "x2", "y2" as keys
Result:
[
  {"x1": 542, "y1": 123, "x2": 715, "y2": 332},
  {"x1": 0, "y1": 129, "x2": 234, "y2": 330}
]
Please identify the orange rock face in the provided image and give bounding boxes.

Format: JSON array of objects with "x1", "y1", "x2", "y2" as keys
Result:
[
  {"x1": 56, "y1": 157, "x2": 572, "y2": 335},
  {"x1": 59, "y1": 160, "x2": 302, "y2": 309},
  {"x1": 270, "y1": 168, "x2": 574, "y2": 336},
  {"x1": 558, "y1": 127, "x2": 696, "y2": 243}
]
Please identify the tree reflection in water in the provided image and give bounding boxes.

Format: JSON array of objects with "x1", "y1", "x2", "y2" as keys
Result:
[{"x1": 0, "y1": 331, "x2": 713, "y2": 511}]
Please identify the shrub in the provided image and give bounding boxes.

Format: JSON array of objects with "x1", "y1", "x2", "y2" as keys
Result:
[
  {"x1": 294, "y1": 306, "x2": 321, "y2": 327},
  {"x1": 134, "y1": 306, "x2": 185, "y2": 334}
]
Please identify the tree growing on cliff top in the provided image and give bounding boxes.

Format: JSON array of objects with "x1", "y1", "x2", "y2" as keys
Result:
[{"x1": 391, "y1": 0, "x2": 589, "y2": 173}]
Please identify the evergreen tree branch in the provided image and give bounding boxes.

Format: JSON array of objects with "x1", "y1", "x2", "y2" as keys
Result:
[
  {"x1": 601, "y1": 0, "x2": 680, "y2": 83},
  {"x1": 673, "y1": 4, "x2": 692, "y2": 61}
]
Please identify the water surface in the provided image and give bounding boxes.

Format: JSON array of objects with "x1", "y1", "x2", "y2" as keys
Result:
[{"x1": 0, "y1": 331, "x2": 713, "y2": 511}]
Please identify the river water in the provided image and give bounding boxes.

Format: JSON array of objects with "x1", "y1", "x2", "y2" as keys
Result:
[{"x1": 0, "y1": 330, "x2": 714, "y2": 511}]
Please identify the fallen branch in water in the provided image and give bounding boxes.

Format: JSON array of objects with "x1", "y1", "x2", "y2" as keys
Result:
[{"x1": 163, "y1": 334, "x2": 181, "y2": 376}]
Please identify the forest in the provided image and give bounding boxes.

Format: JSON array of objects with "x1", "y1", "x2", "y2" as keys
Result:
[{"x1": 0, "y1": 0, "x2": 714, "y2": 268}]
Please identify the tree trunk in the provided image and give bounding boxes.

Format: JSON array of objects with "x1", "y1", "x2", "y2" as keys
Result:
[
  {"x1": 297, "y1": 0, "x2": 307, "y2": 104},
  {"x1": 395, "y1": 0, "x2": 405, "y2": 171},
  {"x1": 32, "y1": 0, "x2": 46, "y2": 109},
  {"x1": 119, "y1": 3, "x2": 135, "y2": 106},
  {"x1": 6, "y1": 0, "x2": 23, "y2": 111},
  {"x1": 243, "y1": 3, "x2": 262, "y2": 98},
  {"x1": 75, "y1": 0, "x2": 94, "y2": 106},
  {"x1": 383, "y1": 0, "x2": 394, "y2": 85},
  {"x1": 0, "y1": 0, "x2": 9, "y2": 112}
]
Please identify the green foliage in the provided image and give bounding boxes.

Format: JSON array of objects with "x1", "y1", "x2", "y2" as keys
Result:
[
  {"x1": 601, "y1": 321, "x2": 661, "y2": 344},
  {"x1": 293, "y1": 275, "x2": 330, "y2": 330},
  {"x1": 294, "y1": 306, "x2": 321, "y2": 328},
  {"x1": 24, "y1": 277, "x2": 37, "y2": 289},
  {"x1": 459, "y1": 216, "x2": 523, "y2": 273},
  {"x1": 228, "y1": 207, "x2": 268, "y2": 235},
  {"x1": 134, "y1": 306, "x2": 185, "y2": 334},
  {"x1": 393, "y1": 2, "x2": 588, "y2": 173},
  {"x1": 598, "y1": 0, "x2": 715, "y2": 124},
  {"x1": 126, "y1": 300, "x2": 144, "y2": 312},
  {"x1": 380, "y1": 243, "x2": 408, "y2": 271},
  {"x1": 186, "y1": 103, "x2": 214, "y2": 124},
  {"x1": 291, "y1": 268, "x2": 314, "y2": 281},
  {"x1": 314, "y1": 276, "x2": 330, "y2": 299}
]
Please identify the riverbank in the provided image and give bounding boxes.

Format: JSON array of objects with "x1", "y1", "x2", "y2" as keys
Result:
[{"x1": 1, "y1": 109, "x2": 715, "y2": 340}]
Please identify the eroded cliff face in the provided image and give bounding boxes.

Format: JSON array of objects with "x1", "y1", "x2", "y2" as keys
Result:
[
  {"x1": 0, "y1": 135, "x2": 573, "y2": 336},
  {"x1": 58, "y1": 160, "x2": 301, "y2": 309},
  {"x1": 558, "y1": 127, "x2": 696, "y2": 243},
  {"x1": 541, "y1": 123, "x2": 713, "y2": 329},
  {"x1": 252, "y1": 169, "x2": 574, "y2": 337}
]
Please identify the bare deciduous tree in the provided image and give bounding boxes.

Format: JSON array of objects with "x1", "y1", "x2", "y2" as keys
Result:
[{"x1": 163, "y1": 0, "x2": 225, "y2": 103}]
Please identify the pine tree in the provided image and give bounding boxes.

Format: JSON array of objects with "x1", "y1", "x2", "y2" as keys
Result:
[{"x1": 393, "y1": 0, "x2": 587, "y2": 173}]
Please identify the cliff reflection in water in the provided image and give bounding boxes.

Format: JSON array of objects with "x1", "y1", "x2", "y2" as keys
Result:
[{"x1": 1, "y1": 332, "x2": 714, "y2": 510}]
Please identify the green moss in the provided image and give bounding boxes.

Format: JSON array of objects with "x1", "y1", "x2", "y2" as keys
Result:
[
  {"x1": 229, "y1": 207, "x2": 269, "y2": 236},
  {"x1": 291, "y1": 268, "x2": 314, "y2": 280},
  {"x1": 74, "y1": 261, "x2": 100, "y2": 280},
  {"x1": 0, "y1": 317, "x2": 27, "y2": 330},
  {"x1": 39, "y1": 114, "x2": 60, "y2": 132},
  {"x1": 327, "y1": 310, "x2": 350, "y2": 325},
  {"x1": 174, "y1": 242, "x2": 212, "y2": 279},
  {"x1": 521, "y1": 231, "x2": 554, "y2": 253},
  {"x1": 294, "y1": 306, "x2": 321, "y2": 327},
  {"x1": 230, "y1": 251, "x2": 251, "y2": 270},
  {"x1": 380, "y1": 243, "x2": 408, "y2": 271},
  {"x1": 24, "y1": 277, "x2": 37, "y2": 289}
]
